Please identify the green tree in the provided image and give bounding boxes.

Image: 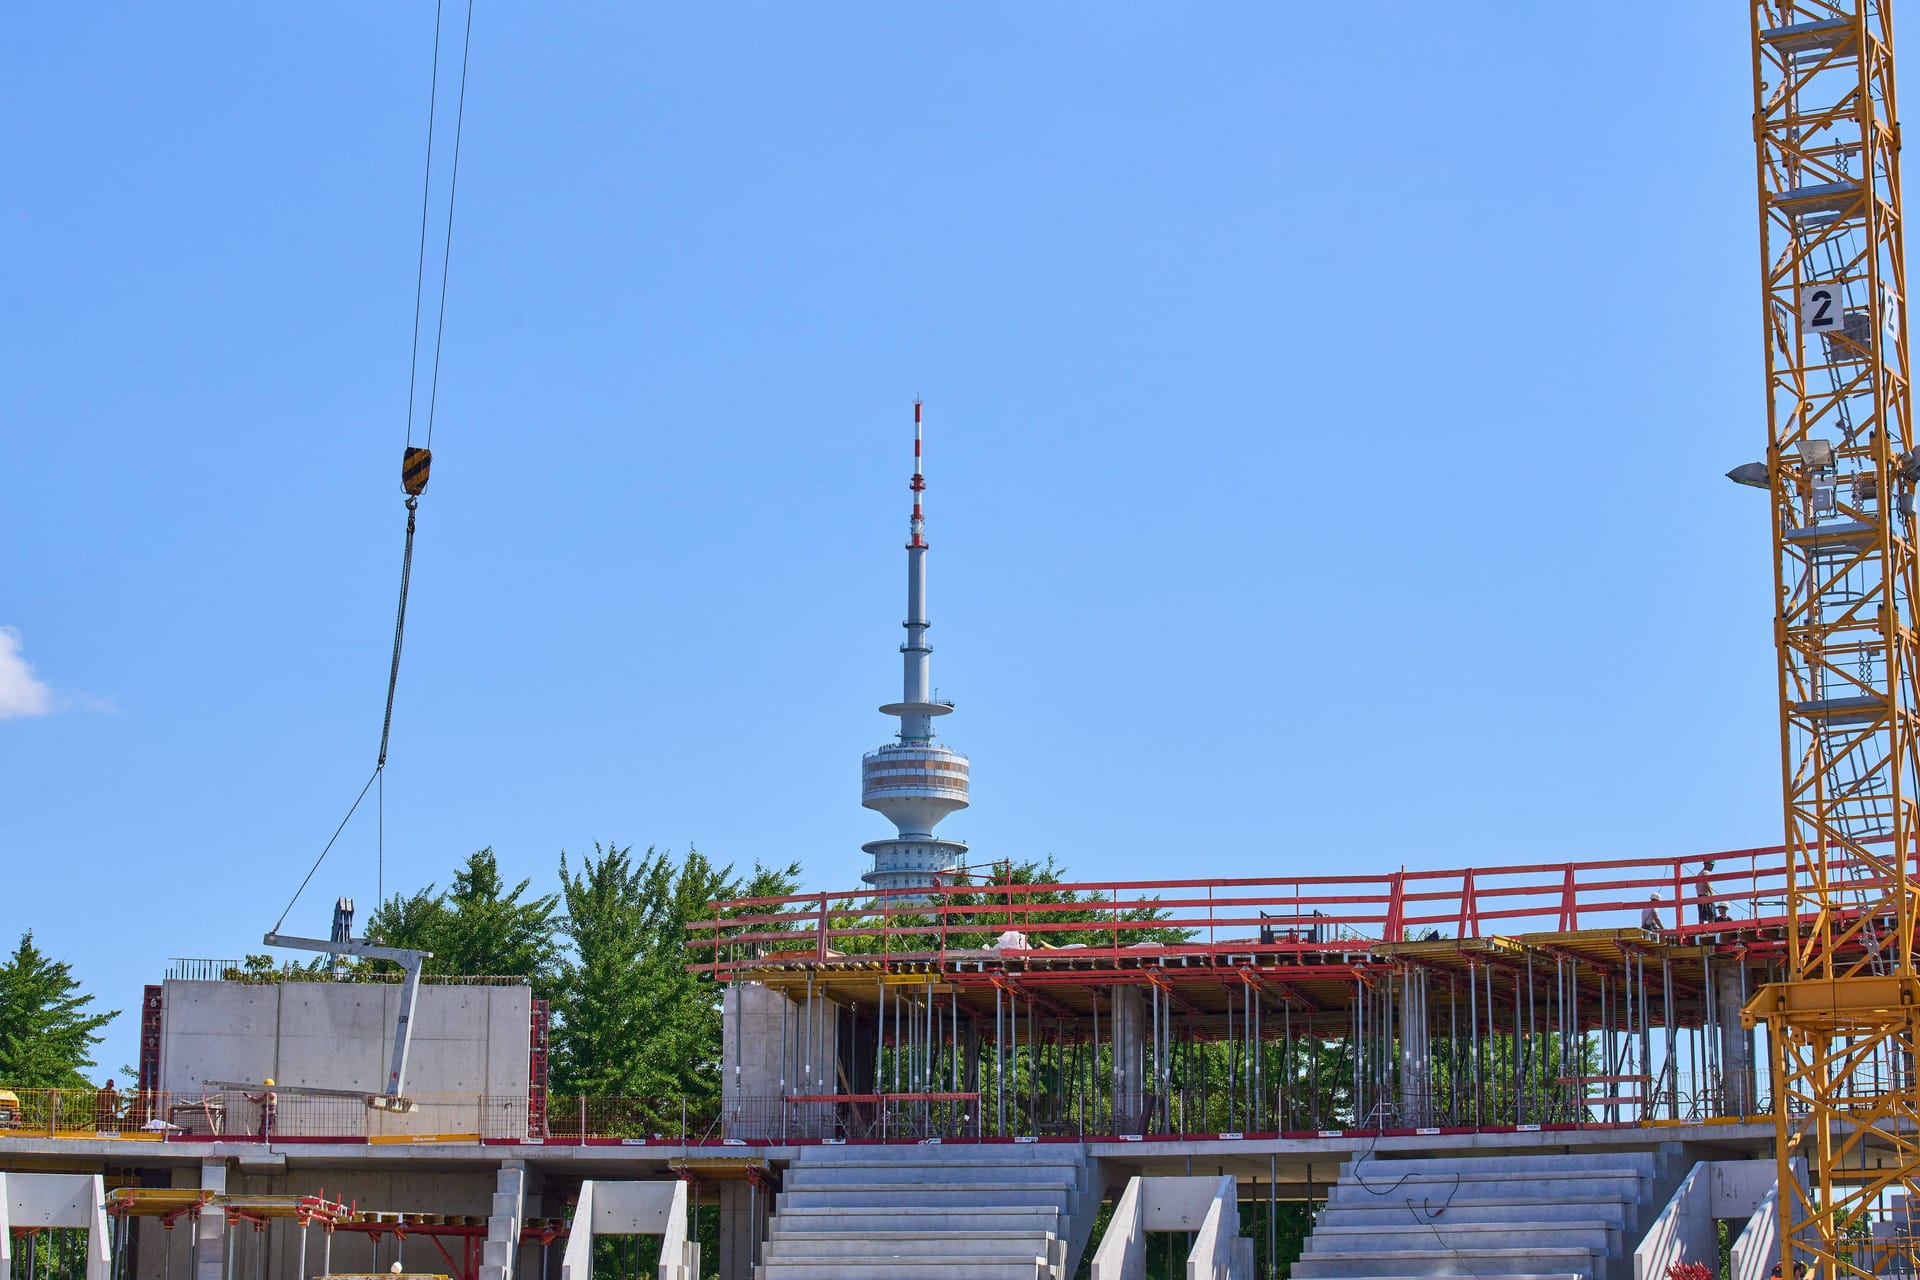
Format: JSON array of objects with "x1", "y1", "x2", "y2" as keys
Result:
[
  {"x1": 550, "y1": 844, "x2": 800, "y2": 1104},
  {"x1": 824, "y1": 856, "x2": 1192, "y2": 957},
  {"x1": 367, "y1": 848, "x2": 562, "y2": 996},
  {"x1": 0, "y1": 932, "x2": 117, "y2": 1088},
  {"x1": 550, "y1": 844, "x2": 653, "y2": 1098}
]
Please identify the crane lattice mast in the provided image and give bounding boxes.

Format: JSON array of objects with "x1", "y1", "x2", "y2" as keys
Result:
[{"x1": 1745, "y1": 2, "x2": 1920, "y2": 1274}]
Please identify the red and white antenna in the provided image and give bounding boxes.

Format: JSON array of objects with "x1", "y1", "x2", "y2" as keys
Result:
[{"x1": 909, "y1": 399, "x2": 927, "y2": 550}]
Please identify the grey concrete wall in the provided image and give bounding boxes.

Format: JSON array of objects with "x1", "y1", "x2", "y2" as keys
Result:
[
  {"x1": 717, "y1": 1179, "x2": 768, "y2": 1280},
  {"x1": 1717, "y1": 966, "x2": 1756, "y2": 1116},
  {"x1": 721, "y1": 983, "x2": 839, "y2": 1140},
  {"x1": 158, "y1": 981, "x2": 532, "y2": 1134},
  {"x1": 1110, "y1": 987, "x2": 1145, "y2": 1134}
]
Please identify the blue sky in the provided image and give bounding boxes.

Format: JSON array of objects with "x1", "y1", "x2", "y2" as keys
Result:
[{"x1": 3, "y1": 4, "x2": 1788, "y2": 1075}]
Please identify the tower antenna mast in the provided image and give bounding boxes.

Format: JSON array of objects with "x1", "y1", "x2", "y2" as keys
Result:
[{"x1": 861, "y1": 401, "x2": 971, "y2": 895}]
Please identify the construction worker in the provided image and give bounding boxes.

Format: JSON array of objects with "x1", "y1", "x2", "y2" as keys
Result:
[
  {"x1": 1693, "y1": 859, "x2": 1717, "y2": 925},
  {"x1": 246, "y1": 1079, "x2": 277, "y2": 1140},
  {"x1": 1641, "y1": 894, "x2": 1662, "y2": 932},
  {"x1": 95, "y1": 1079, "x2": 119, "y2": 1133}
]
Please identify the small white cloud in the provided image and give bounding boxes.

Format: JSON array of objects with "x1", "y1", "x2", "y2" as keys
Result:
[{"x1": 0, "y1": 628, "x2": 53, "y2": 720}]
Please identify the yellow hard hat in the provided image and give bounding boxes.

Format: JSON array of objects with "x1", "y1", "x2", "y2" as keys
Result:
[{"x1": 263, "y1": 1078, "x2": 275, "y2": 1087}]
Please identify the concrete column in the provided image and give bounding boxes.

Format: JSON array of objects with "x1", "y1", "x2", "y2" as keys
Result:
[
  {"x1": 1398, "y1": 968, "x2": 1431, "y2": 1127},
  {"x1": 715, "y1": 1180, "x2": 770, "y2": 1280},
  {"x1": 722, "y1": 983, "x2": 839, "y2": 1139},
  {"x1": 1110, "y1": 986, "x2": 1145, "y2": 1134},
  {"x1": 1718, "y1": 965, "x2": 1755, "y2": 1116},
  {"x1": 195, "y1": 1161, "x2": 227, "y2": 1280},
  {"x1": 506, "y1": 1159, "x2": 543, "y2": 1228}
]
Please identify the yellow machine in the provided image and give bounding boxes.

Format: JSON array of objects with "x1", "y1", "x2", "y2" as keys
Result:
[{"x1": 1739, "y1": 3, "x2": 1920, "y2": 1275}]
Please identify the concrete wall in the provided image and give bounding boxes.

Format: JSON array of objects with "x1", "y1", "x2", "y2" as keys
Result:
[
  {"x1": 721, "y1": 983, "x2": 839, "y2": 1140},
  {"x1": 0, "y1": 1172, "x2": 111, "y2": 1280},
  {"x1": 560, "y1": 1180, "x2": 692, "y2": 1280},
  {"x1": 1090, "y1": 1176, "x2": 1246, "y2": 1280},
  {"x1": 158, "y1": 980, "x2": 531, "y2": 1134},
  {"x1": 1637, "y1": 1160, "x2": 1779, "y2": 1280}
]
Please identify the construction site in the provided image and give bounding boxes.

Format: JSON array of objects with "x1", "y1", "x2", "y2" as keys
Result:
[{"x1": 10, "y1": 2, "x2": 1920, "y2": 1279}]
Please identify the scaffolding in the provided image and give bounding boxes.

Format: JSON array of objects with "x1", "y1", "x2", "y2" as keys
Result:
[{"x1": 691, "y1": 841, "x2": 1879, "y2": 1141}]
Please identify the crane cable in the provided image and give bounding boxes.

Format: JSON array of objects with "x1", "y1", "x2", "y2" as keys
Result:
[{"x1": 275, "y1": 0, "x2": 477, "y2": 934}]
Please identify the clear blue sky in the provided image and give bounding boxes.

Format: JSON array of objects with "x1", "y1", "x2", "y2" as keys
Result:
[{"x1": 3, "y1": 4, "x2": 1792, "y2": 1076}]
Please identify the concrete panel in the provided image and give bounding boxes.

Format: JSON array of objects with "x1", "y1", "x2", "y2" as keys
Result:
[
  {"x1": 4, "y1": 1170, "x2": 105, "y2": 1228},
  {"x1": 196, "y1": 1160, "x2": 227, "y2": 1280},
  {"x1": 722, "y1": 984, "x2": 839, "y2": 1140},
  {"x1": 717, "y1": 1179, "x2": 769, "y2": 1280},
  {"x1": 0, "y1": 1173, "x2": 111, "y2": 1280},
  {"x1": 1140, "y1": 1176, "x2": 1232, "y2": 1233},
  {"x1": 1635, "y1": 1163, "x2": 1717, "y2": 1280},
  {"x1": 1711, "y1": 1159, "x2": 1777, "y2": 1219},
  {"x1": 158, "y1": 981, "x2": 531, "y2": 1120},
  {"x1": 1092, "y1": 1176, "x2": 1242, "y2": 1280},
  {"x1": 1110, "y1": 988, "x2": 1145, "y2": 1133},
  {"x1": 560, "y1": 1181, "x2": 691, "y2": 1280},
  {"x1": 588, "y1": 1182, "x2": 680, "y2": 1235}
]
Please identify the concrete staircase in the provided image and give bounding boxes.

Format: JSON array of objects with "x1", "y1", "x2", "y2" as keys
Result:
[
  {"x1": 480, "y1": 1165, "x2": 524, "y2": 1280},
  {"x1": 756, "y1": 1144, "x2": 1094, "y2": 1280},
  {"x1": 1294, "y1": 1149, "x2": 1684, "y2": 1280}
]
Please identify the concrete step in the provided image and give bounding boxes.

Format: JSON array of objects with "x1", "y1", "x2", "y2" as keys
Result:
[
  {"x1": 783, "y1": 1178, "x2": 1075, "y2": 1194},
  {"x1": 756, "y1": 1256, "x2": 1047, "y2": 1280},
  {"x1": 778, "y1": 1184, "x2": 1071, "y2": 1211},
  {"x1": 1339, "y1": 1151, "x2": 1657, "y2": 1179},
  {"x1": 1293, "y1": 1275, "x2": 1583, "y2": 1280},
  {"x1": 1319, "y1": 1199, "x2": 1628, "y2": 1228},
  {"x1": 771, "y1": 1207, "x2": 1063, "y2": 1235},
  {"x1": 1327, "y1": 1172, "x2": 1646, "y2": 1203},
  {"x1": 786, "y1": 1161, "x2": 1083, "y2": 1187},
  {"x1": 763, "y1": 1232, "x2": 1057, "y2": 1259},
  {"x1": 1304, "y1": 1221, "x2": 1619, "y2": 1256},
  {"x1": 1293, "y1": 1249, "x2": 1602, "y2": 1279},
  {"x1": 787, "y1": 1147, "x2": 1082, "y2": 1161}
]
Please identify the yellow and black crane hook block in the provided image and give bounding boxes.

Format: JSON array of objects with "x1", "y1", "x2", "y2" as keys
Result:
[{"x1": 402, "y1": 446, "x2": 432, "y2": 497}]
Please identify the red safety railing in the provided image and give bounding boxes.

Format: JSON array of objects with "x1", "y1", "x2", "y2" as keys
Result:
[
  {"x1": 688, "y1": 837, "x2": 1911, "y2": 975},
  {"x1": 0, "y1": 1089, "x2": 721, "y2": 1146}
]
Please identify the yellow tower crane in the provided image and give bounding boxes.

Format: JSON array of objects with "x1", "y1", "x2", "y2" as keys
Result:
[{"x1": 1741, "y1": 3, "x2": 1920, "y2": 1275}]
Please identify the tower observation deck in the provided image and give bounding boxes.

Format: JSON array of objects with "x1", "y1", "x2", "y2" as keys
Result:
[{"x1": 861, "y1": 401, "x2": 969, "y2": 892}]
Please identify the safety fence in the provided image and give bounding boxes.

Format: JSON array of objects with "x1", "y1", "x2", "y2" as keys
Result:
[
  {"x1": 0, "y1": 1089, "x2": 706, "y2": 1145},
  {"x1": 163, "y1": 959, "x2": 530, "y2": 986},
  {"x1": 0, "y1": 1076, "x2": 1767, "y2": 1146},
  {"x1": 688, "y1": 838, "x2": 1898, "y2": 975}
]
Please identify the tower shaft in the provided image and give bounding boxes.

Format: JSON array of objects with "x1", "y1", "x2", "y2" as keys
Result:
[{"x1": 863, "y1": 400, "x2": 969, "y2": 892}]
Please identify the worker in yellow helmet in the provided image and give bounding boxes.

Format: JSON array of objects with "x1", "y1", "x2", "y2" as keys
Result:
[{"x1": 246, "y1": 1080, "x2": 278, "y2": 1140}]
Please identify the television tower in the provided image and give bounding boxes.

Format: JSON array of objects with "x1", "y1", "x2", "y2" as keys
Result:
[{"x1": 861, "y1": 400, "x2": 969, "y2": 893}]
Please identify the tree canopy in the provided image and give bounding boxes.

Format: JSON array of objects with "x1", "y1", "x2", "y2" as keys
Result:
[
  {"x1": 366, "y1": 847, "x2": 562, "y2": 997},
  {"x1": 827, "y1": 855, "x2": 1193, "y2": 955},
  {"x1": 0, "y1": 932, "x2": 116, "y2": 1088},
  {"x1": 550, "y1": 843, "x2": 799, "y2": 1101}
]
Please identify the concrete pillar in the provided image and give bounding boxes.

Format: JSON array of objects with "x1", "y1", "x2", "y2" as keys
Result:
[
  {"x1": 1718, "y1": 965, "x2": 1755, "y2": 1116},
  {"x1": 1110, "y1": 986, "x2": 1145, "y2": 1134},
  {"x1": 195, "y1": 1161, "x2": 227, "y2": 1280},
  {"x1": 715, "y1": 1180, "x2": 770, "y2": 1280},
  {"x1": 1398, "y1": 967, "x2": 1431, "y2": 1127},
  {"x1": 505, "y1": 1158, "x2": 544, "y2": 1216},
  {"x1": 721, "y1": 983, "x2": 838, "y2": 1139}
]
